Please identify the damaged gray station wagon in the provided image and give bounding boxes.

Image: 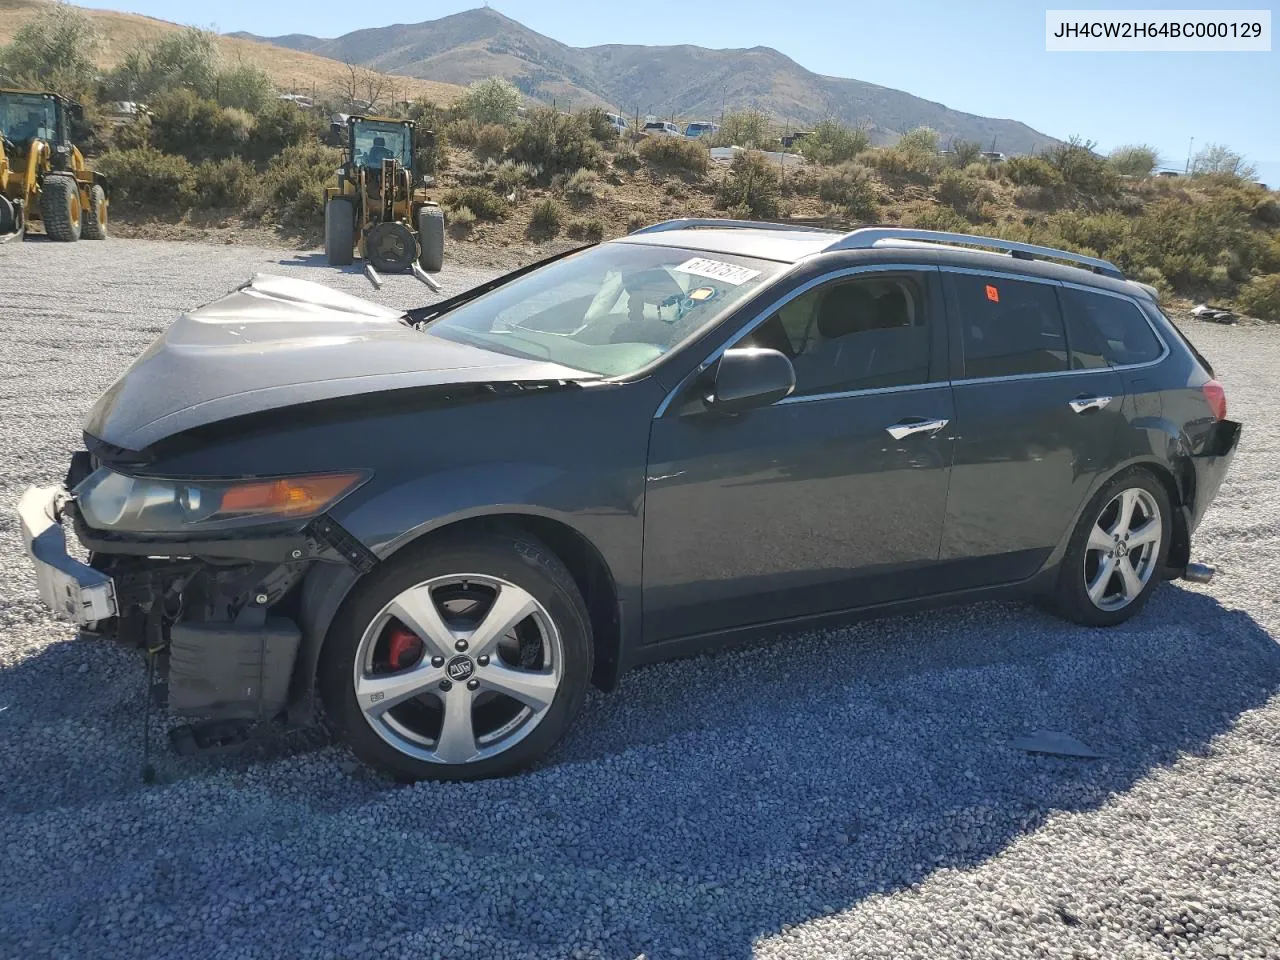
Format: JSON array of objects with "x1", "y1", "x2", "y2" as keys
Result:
[{"x1": 20, "y1": 222, "x2": 1241, "y2": 781}]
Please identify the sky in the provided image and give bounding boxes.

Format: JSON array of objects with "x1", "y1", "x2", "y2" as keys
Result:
[{"x1": 76, "y1": 0, "x2": 1280, "y2": 184}]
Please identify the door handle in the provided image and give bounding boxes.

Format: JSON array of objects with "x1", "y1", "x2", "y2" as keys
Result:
[
  {"x1": 1068, "y1": 395, "x2": 1114, "y2": 414},
  {"x1": 885, "y1": 417, "x2": 949, "y2": 440}
]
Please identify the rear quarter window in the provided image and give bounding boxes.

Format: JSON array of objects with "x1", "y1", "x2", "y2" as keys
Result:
[{"x1": 1061, "y1": 287, "x2": 1164, "y2": 367}]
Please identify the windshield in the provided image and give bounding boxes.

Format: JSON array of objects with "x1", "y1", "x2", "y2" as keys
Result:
[
  {"x1": 352, "y1": 121, "x2": 412, "y2": 170},
  {"x1": 0, "y1": 93, "x2": 57, "y2": 143},
  {"x1": 425, "y1": 243, "x2": 781, "y2": 376}
]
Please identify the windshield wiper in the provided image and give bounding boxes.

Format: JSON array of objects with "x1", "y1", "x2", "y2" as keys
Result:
[{"x1": 406, "y1": 244, "x2": 595, "y2": 327}]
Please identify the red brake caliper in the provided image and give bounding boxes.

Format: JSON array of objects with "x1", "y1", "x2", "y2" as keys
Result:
[{"x1": 386, "y1": 627, "x2": 424, "y2": 671}]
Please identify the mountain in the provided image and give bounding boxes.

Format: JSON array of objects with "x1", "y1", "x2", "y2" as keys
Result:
[
  {"x1": 0, "y1": 0, "x2": 466, "y2": 105},
  {"x1": 235, "y1": 8, "x2": 1056, "y2": 153}
]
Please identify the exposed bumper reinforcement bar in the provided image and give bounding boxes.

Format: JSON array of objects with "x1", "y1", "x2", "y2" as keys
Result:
[{"x1": 17, "y1": 485, "x2": 118, "y2": 624}]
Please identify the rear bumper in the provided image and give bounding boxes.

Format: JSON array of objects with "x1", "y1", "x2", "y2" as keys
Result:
[
  {"x1": 1187, "y1": 418, "x2": 1242, "y2": 534},
  {"x1": 17, "y1": 485, "x2": 118, "y2": 624}
]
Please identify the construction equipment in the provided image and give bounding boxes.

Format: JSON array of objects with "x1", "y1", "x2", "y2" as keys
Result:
[
  {"x1": 324, "y1": 115, "x2": 443, "y2": 273},
  {"x1": 0, "y1": 88, "x2": 108, "y2": 242}
]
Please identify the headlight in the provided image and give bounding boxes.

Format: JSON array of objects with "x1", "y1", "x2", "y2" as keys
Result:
[{"x1": 73, "y1": 468, "x2": 369, "y2": 534}]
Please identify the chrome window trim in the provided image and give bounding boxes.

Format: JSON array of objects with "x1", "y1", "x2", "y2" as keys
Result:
[
  {"x1": 652, "y1": 263, "x2": 938, "y2": 418},
  {"x1": 939, "y1": 266, "x2": 1171, "y2": 382},
  {"x1": 776, "y1": 381, "x2": 951, "y2": 406}
]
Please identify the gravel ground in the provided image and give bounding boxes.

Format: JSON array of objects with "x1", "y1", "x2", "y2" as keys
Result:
[{"x1": 1, "y1": 237, "x2": 1279, "y2": 960}]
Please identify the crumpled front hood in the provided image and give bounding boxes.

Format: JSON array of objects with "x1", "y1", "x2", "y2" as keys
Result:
[{"x1": 84, "y1": 273, "x2": 592, "y2": 451}]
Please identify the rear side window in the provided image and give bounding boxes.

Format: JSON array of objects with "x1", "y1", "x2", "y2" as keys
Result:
[
  {"x1": 953, "y1": 275, "x2": 1068, "y2": 379},
  {"x1": 1061, "y1": 287, "x2": 1164, "y2": 367}
]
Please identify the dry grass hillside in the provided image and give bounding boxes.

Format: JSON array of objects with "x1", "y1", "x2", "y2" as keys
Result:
[{"x1": 0, "y1": 0, "x2": 465, "y2": 103}]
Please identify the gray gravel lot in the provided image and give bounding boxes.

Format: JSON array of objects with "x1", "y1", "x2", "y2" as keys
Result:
[{"x1": 1, "y1": 237, "x2": 1279, "y2": 960}]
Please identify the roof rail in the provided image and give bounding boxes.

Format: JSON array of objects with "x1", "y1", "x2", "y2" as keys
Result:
[
  {"x1": 823, "y1": 227, "x2": 1124, "y2": 279},
  {"x1": 629, "y1": 218, "x2": 839, "y2": 236}
]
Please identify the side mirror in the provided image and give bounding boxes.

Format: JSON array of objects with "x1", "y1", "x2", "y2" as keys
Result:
[{"x1": 705, "y1": 347, "x2": 796, "y2": 414}]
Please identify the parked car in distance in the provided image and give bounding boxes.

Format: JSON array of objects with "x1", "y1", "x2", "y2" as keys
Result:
[
  {"x1": 642, "y1": 120, "x2": 681, "y2": 136},
  {"x1": 605, "y1": 112, "x2": 629, "y2": 134},
  {"x1": 780, "y1": 131, "x2": 811, "y2": 148},
  {"x1": 19, "y1": 222, "x2": 1240, "y2": 783},
  {"x1": 683, "y1": 120, "x2": 720, "y2": 139}
]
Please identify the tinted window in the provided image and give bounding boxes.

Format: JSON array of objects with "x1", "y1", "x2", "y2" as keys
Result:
[
  {"x1": 1061, "y1": 287, "x2": 1163, "y2": 367},
  {"x1": 742, "y1": 274, "x2": 931, "y2": 396},
  {"x1": 954, "y1": 275, "x2": 1068, "y2": 378}
]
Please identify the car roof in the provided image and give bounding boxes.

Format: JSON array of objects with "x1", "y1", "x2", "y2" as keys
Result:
[
  {"x1": 618, "y1": 227, "x2": 841, "y2": 263},
  {"x1": 611, "y1": 221, "x2": 1146, "y2": 298}
]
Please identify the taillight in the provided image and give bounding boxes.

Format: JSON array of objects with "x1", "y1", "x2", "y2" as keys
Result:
[{"x1": 1202, "y1": 379, "x2": 1227, "y2": 421}]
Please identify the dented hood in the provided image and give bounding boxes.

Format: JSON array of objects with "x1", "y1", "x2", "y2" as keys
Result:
[{"x1": 84, "y1": 274, "x2": 592, "y2": 451}]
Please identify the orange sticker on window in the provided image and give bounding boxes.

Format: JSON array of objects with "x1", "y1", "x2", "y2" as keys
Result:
[{"x1": 985, "y1": 284, "x2": 1000, "y2": 302}]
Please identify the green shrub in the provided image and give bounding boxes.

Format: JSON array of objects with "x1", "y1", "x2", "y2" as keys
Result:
[
  {"x1": 800, "y1": 119, "x2": 870, "y2": 165},
  {"x1": 1014, "y1": 184, "x2": 1062, "y2": 210},
  {"x1": 1109, "y1": 144, "x2": 1159, "y2": 178},
  {"x1": 566, "y1": 217, "x2": 604, "y2": 242},
  {"x1": 0, "y1": 3, "x2": 100, "y2": 95},
  {"x1": 935, "y1": 169, "x2": 991, "y2": 218},
  {"x1": 902, "y1": 201, "x2": 970, "y2": 232},
  {"x1": 472, "y1": 123, "x2": 509, "y2": 160},
  {"x1": 508, "y1": 108, "x2": 602, "y2": 175},
  {"x1": 529, "y1": 197, "x2": 563, "y2": 236},
  {"x1": 716, "y1": 150, "x2": 780, "y2": 219},
  {"x1": 1132, "y1": 265, "x2": 1173, "y2": 302},
  {"x1": 216, "y1": 62, "x2": 274, "y2": 114},
  {"x1": 1190, "y1": 143, "x2": 1256, "y2": 179},
  {"x1": 193, "y1": 156, "x2": 255, "y2": 208},
  {"x1": 713, "y1": 110, "x2": 773, "y2": 149},
  {"x1": 865, "y1": 146, "x2": 938, "y2": 185},
  {"x1": 440, "y1": 186, "x2": 506, "y2": 221},
  {"x1": 489, "y1": 159, "x2": 539, "y2": 194},
  {"x1": 949, "y1": 140, "x2": 984, "y2": 168},
  {"x1": 253, "y1": 143, "x2": 343, "y2": 226},
  {"x1": 613, "y1": 142, "x2": 642, "y2": 172},
  {"x1": 1042, "y1": 136, "x2": 1118, "y2": 199},
  {"x1": 244, "y1": 100, "x2": 317, "y2": 165},
  {"x1": 897, "y1": 126, "x2": 940, "y2": 155},
  {"x1": 581, "y1": 107, "x2": 620, "y2": 145},
  {"x1": 625, "y1": 213, "x2": 647, "y2": 233},
  {"x1": 1253, "y1": 196, "x2": 1280, "y2": 225},
  {"x1": 637, "y1": 135, "x2": 708, "y2": 175},
  {"x1": 105, "y1": 27, "x2": 221, "y2": 101},
  {"x1": 817, "y1": 162, "x2": 878, "y2": 219},
  {"x1": 460, "y1": 77, "x2": 521, "y2": 126},
  {"x1": 564, "y1": 167, "x2": 601, "y2": 201},
  {"x1": 148, "y1": 90, "x2": 252, "y2": 162},
  {"x1": 1004, "y1": 155, "x2": 1064, "y2": 187},
  {"x1": 1237, "y1": 274, "x2": 1280, "y2": 321},
  {"x1": 444, "y1": 118, "x2": 482, "y2": 146},
  {"x1": 447, "y1": 205, "x2": 476, "y2": 235},
  {"x1": 96, "y1": 147, "x2": 195, "y2": 207}
]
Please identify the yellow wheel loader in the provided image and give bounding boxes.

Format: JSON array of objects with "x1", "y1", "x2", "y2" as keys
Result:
[
  {"x1": 324, "y1": 115, "x2": 443, "y2": 273},
  {"x1": 0, "y1": 89, "x2": 108, "y2": 242}
]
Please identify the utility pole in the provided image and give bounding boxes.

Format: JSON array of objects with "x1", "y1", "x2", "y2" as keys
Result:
[{"x1": 1184, "y1": 136, "x2": 1195, "y2": 174}]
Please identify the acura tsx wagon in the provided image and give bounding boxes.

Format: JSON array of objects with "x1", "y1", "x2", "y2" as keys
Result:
[{"x1": 19, "y1": 221, "x2": 1241, "y2": 780}]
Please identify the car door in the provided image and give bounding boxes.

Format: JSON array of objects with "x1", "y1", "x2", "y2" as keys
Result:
[
  {"x1": 936, "y1": 269, "x2": 1127, "y2": 588},
  {"x1": 641, "y1": 267, "x2": 955, "y2": 645}
]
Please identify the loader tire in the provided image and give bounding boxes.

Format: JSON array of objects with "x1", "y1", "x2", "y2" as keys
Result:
[
  {"x1": 82, "y1": 184, "x2": 108, "y2": 240},
  {"x1": 325, "y1": 197, "x2": 354, "y2": 266},
  {"x1": 418, "y1": 205, "x2": 444, "y2": 273},
  {"x1": 40, "y1": 175, "x2": 81, "y2": 242}
]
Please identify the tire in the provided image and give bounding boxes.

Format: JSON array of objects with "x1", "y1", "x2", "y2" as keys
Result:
[
  {"x1": 81, "y1": 184, "x2": 107, "y2": 240},
  {"x1": 324, "y1": 197, "x2": 354, "y2": 266},
  {"x1": 40, "y1": 175, "x2": 81, "y2": 242},
  {"x1": 365, "y1": 220, "x2": 417, "y2": 273},
  {"x1": 319, "y1": 532, "x2": 593, "y2": 781},
  {"x1": 417, "y1": 205, "x2": 444, "y2": 272},
  {"x1": 1047, "y1": 467, "x2": 1172, "y2": 627}
]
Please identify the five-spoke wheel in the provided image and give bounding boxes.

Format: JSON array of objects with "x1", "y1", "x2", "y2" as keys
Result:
[{"x1": 321, "y1": 533, "x2": 592, "y2": 781}]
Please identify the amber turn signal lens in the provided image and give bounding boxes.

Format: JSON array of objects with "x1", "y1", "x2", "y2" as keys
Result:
[{"x1": 218, "y1": 473, "x2": 366, "y2": 518}]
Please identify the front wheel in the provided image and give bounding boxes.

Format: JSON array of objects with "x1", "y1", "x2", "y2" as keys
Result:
[
  {"x1": 1048, "y1": 468, "x2": 1172, "y2": 626},
  {"x1": 40, "y1": 175, "x2": 81, "y2": 242},
  {"x1": 324, "y1": 197, "x2": 354, "y2": 266},
  {"x1": 319, "y1": 532, "x2": 593, "y2": 781}
]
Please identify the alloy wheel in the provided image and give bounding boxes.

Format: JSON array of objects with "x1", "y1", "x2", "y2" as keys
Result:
[
  {"x1": 1083, "y1": 487, "x2": 1163, "y2": 611},
  {"x1": 352, "y1": 574, "x2": 564, "y2": 765}
]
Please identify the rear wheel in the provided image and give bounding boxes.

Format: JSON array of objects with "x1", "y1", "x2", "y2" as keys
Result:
[
  {"x1": 324, "y1": 197, "x2": 354, "y2": 266},
  {"x1": 81, "y1": 184, "x2": 107, "y2": 240},
  {"x1": 417, "y1": 205, "x2": 444, "y2": 272},
  {"x1": 319, "y1": 533, "x2": 593, "y2": 781},
  {"x1": 40, "y1": 175, "x2": 81, "y2": 242},
  {"x1": 1048, "y1": 468, "x2": 1171, "y2": 626}
]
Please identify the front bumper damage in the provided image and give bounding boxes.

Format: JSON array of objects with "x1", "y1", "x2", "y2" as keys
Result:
[{"x1": 18, "y1": 469, "x2": 376, "y2": 729}]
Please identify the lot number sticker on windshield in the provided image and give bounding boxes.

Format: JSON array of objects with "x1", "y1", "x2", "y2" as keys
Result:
[{"x1": 673, "y1": 257, "x2": 761, "y2": 286}]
